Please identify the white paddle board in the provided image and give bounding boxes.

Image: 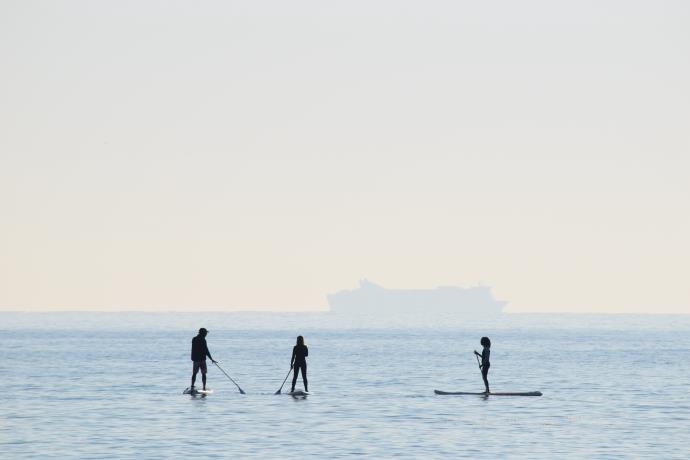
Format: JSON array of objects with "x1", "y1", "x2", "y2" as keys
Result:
[
  {"x1": 184, "y1": 387, "x2": 214, "y2": 395},
  {"x1": 287, "y1": 390, "x2": 309, "y2": 396}
]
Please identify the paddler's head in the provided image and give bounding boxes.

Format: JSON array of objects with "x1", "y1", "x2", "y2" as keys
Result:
[
  {"x1": 199, "y1": 328, "x2": 208, "y2": 337},
  {"x1": 480, "y1": 336, "x2": 491, "y2": 348}
]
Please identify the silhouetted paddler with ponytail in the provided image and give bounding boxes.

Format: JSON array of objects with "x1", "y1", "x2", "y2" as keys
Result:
[{"x1": 290, "y1": 335, "x2": 308, "y2": 393}]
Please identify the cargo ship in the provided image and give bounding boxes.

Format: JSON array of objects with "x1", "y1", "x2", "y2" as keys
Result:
[{"x1": 327, "y1": 279, "x2": 505, "y2": 313}]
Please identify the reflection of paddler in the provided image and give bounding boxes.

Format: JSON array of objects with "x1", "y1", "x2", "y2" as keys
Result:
[
  {"x1": 290, "y1": 335, "x2": 309, "y2": 393},
  {"x1": 473, "y1": 336, "x2": 491, "y2": 394}
]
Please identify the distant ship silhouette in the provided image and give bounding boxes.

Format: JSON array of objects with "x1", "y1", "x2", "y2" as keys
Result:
[{"x1": 327, "y1": 280, "x2": 506, "y2": 313}]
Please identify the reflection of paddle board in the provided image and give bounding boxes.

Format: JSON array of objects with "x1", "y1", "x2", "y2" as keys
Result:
[
  {"x1": 287, "y1": 390, "x2": 309, "y2": 396},
  {"x1": 184, "y1": 387, "x2": 214, "y2": 395},
  {"x1": 434, "y1": 390, "x2": 542, "y2": 396}
]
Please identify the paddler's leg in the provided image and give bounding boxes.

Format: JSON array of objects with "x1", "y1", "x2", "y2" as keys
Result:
[
  {"x1": 482, "y1": 363, "x2": 490, "y2": 393},
  {"x1": 200, "y1": 360, "x2": 208, "y2": 390},
  {"x1": 301, "y1": 363, "x2": 308, "y2": 392},
  {"x1": 191, "y1": 361, "x2": 200, "y2": 388},
  {"x1": 291, "y1": 365, "x2": 299, "y2": 392}
]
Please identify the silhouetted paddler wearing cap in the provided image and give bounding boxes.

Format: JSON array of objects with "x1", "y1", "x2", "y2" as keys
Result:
[{"x1": 191, "y1": 328, "x2": 216, "y2": 390}]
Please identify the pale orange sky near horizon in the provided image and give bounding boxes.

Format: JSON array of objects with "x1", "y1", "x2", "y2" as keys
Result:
[{"x1": 1, "y1": 1, "x2": 689, "y2": 313}]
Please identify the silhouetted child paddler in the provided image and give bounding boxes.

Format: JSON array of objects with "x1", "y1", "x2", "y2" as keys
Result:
[{"x1": 474, "y1": 336, "x2": 491, "y2": 394}]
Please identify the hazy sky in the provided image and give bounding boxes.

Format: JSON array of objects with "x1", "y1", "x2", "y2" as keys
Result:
[{"x1": 1, "y1": 1, "x2": 688, "y2": 312}]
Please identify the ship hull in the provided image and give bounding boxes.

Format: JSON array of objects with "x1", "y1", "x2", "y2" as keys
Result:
[{"x1": 328, "y1": 281, "x2": 505, "y2": 314}]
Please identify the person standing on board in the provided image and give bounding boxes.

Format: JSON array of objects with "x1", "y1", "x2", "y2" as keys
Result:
[
  {"x1": 474, "y1": 336, "x2": 491, "y2": 394},
  {"x1": 191, "y1": 328, "x2": 217, "y2": 391},
  {"x1": 290, "y1": 335, "x2": 309, "y2": 393}
]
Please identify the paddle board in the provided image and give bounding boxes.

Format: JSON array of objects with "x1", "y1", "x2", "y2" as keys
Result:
[
  {"x1": 184, "y1": 387, "x2": 214, "y2": 395},
  {"x1": 287, "y1": 390, "x2": 309, "y2": 396},
  {"x1": 434, "y1": 390, "x2": 542, "y2": 396}
]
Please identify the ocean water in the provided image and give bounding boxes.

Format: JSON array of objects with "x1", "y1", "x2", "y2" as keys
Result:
[{"x1": 1, "y1": 312, "x2": 689, "y2": 459}]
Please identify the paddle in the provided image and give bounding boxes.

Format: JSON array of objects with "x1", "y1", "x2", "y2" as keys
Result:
[
  {"x1": 274, "y1": 368, "x2": 292, "y2": 395},
  {"x1": 213, "y1": 362, "x2": 246, "y2": 394}
]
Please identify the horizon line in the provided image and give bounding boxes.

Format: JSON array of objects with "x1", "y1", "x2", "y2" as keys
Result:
[{"x1": 0, "y1": 309, "x2": 688, "y2": 316}]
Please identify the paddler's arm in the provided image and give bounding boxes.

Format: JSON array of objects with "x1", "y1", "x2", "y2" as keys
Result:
[
  {"x1": 290, "y1": 347, "x2": 296, "y2": 368},
  {"x1": 206, "y1": 343, "x2": 217, "y2": 363},
  {"x1": 474, "y1": 350, "x2": 483, "y2": 368}
]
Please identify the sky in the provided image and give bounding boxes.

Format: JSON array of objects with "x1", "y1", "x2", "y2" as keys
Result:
[{"x1": 1, "y1": 1, "x2": 689, "y2": 313}]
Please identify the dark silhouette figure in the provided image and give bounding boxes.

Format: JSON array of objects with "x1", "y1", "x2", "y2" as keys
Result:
[
  {"x1": 191, "y1": 328, "x2": 216, "y2": 390},
  {"x1": 474, "y1": 336, "x2": 491, "y2": 393},
  {"x1": 290, "y1": 335, "x2": 309, "y2": 392}
]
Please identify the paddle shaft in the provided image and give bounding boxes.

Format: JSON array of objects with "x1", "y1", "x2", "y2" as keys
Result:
[
  {"x1": 275, "y1": 368, "x2": 292, "y2": 395},
  {"x1": 475, "y1": 353, "x2": 484, "y2": 382},
  {"x1": 214, "y1": 362, "x2": 246, "y2": 394}
]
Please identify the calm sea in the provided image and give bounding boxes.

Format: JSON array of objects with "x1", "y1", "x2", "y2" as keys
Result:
[{"x1": 1, "y1": 312, "x2": 689, "y2": 459}]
